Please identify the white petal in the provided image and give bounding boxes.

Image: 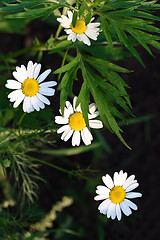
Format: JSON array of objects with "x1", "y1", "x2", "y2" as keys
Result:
[
  {"x1": 65, "y1": 29, "x2": 73, "y2": 34},
  {"x1": 89, "y1": 120, "x2": 103, "y2": 129},
  {"x1": 107, "y1": 202, "x2": 116, "y2": 219},
  {"x1": 96, "y1": 185, "x2": 110, "y2": 195},
  {"x1": 120, "y1": 201, "x2": 132, "y2": 216},
  {"x1": 124, "y1": 199, "x2": 138, "y2": 211},
  {"x1": 27, "y1": 61, "x2": 34, "y2": 78},
  {"x1": 55, "y1": 116, "x2": 68, "y2": 124},
  {"x1": 77, "y1": 34, "x2": 91, "y2": 46},
  {"x1": 98, "y1": 199, "x2": 111, "y2": 214},
  {"x1": 8, "y1": 89, "x2": 23, "y2": 101},
  {"x1": 67, "y1": 33, "x2": 76, "y2": 41},
  {"x1": 81, "y1": 127, "x2": 93, "y2": 145},
  {"x1": 123, "y1": 175, "x2": 135, "y2": 189},
  {"x1": 5, "y1": 80, "x2": 21, "y2": 89},
  {"x1": 87, "y1": 22, "x2": 100, "y2": 28},
  {"x1": 72, "y1": 131, "x2": 81, "y2": 146},
  {"x1": 57, "y1": 124, "x2": 70, "y2": 134},
  {"x1": 39, "y1": 81, "x2": 57, "y2": 88},
  {"x1": 102, "y1": 174, "x2": 114, "y2": 189},
  {"x1": 66, "y1": 101, "x2": 74, "y2": 115},
  {"x1": 13, "y1": 94, "x2": 25, "y2": 108},
  {"x1": 23, "y1": 97, "x2": 33, "y2": 113},
  {"x1": 85, "y1": 29, "x2": 99, "y2": 40},
  {"x1": 71, "y1": 34, "x2": 77, "y2": 42},
  {"x1": 94, "y1": 194, "x2": 108, "y2": 201},
  {"x1": 62, "y1": 106, "x2": 72, "y2": 118},
  {"x1": 73, "y1": 96, "x2": 78, "y2": 111},
  {"x1": 33, "y1": 63, "x2": 41, "y2": 79},
  {"x1": 118, "y1": 172, "x2": 128, "y2": 186},
  {"x1": 36, "y1": 93, "x2": 50, "y2": 105},
  {"x1": 126, "y1": 192, "x2": 142, "y2": 199},
  {"x1": 73, "y1": 96, "x2": 81, "y2": 112},
  {"x1": 116, "y1": 204, "x2": 122, "y2": 221},
  {"x1": 61, "y1": 129, "x2": 73, "y2": 142},
  {"x1": 31, "y1": 95, "x2": 45, "y2": 111},
  {"x1": 13, "y1": 65, "x2": 27, "y2": 82},
  {"x1": 37, "y1": 69, "x2": 51, "y2": 83},
  {"x1": 67, "y1": 10, "x2": 73, "y2": 20},
  {"x1": 125, "y1": 182, "x2": 139, "y2": 192},
  {"x1": 89, "y1": 103, "x2": 97, "y2": 114},
  {"x1": 113, "y1": 172, "x2": 119, "y2": 186},
  {"x1": 39, "y1": 87, "x2": 55, "y2": 96},
  {"x1": 88, "y1": 111, "x2": 99, "y2": 119},
  {"x1": 57, "y1": 16, "x2": 71, "y2": 28}
]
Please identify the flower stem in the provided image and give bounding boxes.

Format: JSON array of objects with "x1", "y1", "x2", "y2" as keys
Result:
[{"x1": 21, "y1": 153, "x2": 94, "y2": 182}]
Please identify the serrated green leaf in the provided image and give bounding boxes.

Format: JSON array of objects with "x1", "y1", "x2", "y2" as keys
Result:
[
  {"x1": 59, "y1": 66, "x2": 76, "y2": 115},
  {"x1": 79, "y1": 57, "x2": 131, "y2": 148},
  {"x1": 110, "y1": 21, "x2": 144, "y2": 66},
  {"x1": 54, "y1": 55, "x2": 79, "y2": 74},
  {"x1": 72, "y1": 11, "x2": 78, "y2": 27},
  {"x1": 100, "y1": 16, "x2": 114, "y2": 55},
  {"x1": 3, "y1": 3, "x2": 63, "y2": 20},
  {"x1": 84, "y1": 54, "x2": 130, "y2": 73},
  {"x1": 48, "y1": 40, "x2": 72, "y2": 54}
]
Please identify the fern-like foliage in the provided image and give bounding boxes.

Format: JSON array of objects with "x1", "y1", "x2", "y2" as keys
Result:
[
  {"x1": 1, "y1": 0, "x2": 160, "y2": 147},
  {"x1": 97, "y1": 0, "x2": 160, "y2": 65}
]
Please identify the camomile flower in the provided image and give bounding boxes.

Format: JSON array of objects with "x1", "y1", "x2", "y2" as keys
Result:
[
  {"x1": 55, "y1": 96, "x2": 103, "y2": 146},
  {"x1": 57, "y1": 10, "x2": 100, "y2": 46},
  {"x1": 94, "y1": 170, "x2": 142, "y2": 221},
  {"x1": 5, "y1": 60, "x2": 57, "y2": 113}
]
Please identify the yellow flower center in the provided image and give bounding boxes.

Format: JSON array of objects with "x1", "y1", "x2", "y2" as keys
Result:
[
  {"x1": 21, "y1": 78, "x2": 39, "y2": 97},
  {"x1": 70, "y1": 19, "x2": 87, "y2": 34},
  {"x1": 109, "y1": 186, "x2": 126, "y2": 204},
  {"x1": 69, "y1": 112, "x2": 86, "y2": 131}
]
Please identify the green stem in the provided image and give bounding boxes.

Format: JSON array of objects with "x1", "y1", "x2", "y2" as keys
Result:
[
  {"x1": 58, "y1": 47, "x2": 69, "y2": 81},
  {"x1": 21, "y1": 153, "x2": 94, "y2": 182},
  {"x1": 0, "y1": 166, "x2": 12, "y2": 201},
  {"x1": 55, "y1": 24, "x2": 63, "y2": 39},
  {"x1": 18, "y1": 112, "x2": 27, "y2": 127}
]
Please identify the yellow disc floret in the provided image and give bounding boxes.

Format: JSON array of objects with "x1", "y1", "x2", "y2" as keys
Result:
[
  {"x1": 69, "y1": 112, "x2": 86, "y2": 131},
  {"x1": 109, "y1": 186, "x2": 126, "y2": 204},
  {"x1": 70, "y1": 19, "x2": 87, "y2": 34},
  {"x1": 21, "y1": 78, "x2": 39, "y2": 97}
]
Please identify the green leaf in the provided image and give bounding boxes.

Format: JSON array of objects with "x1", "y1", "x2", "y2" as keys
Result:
[
  {"x1": 79, "y1": 56, "x2": 131, "y2": 148},
  {"x1": 111, "y1": 20, "x2": 144, "y2": 66},
  {"x1": 54, "y1": 55, "x2": 79, "y2": 74},
  {"x1": 76, "y1": 82, "x2": 90, "y2": 129},
  {"x1": 48, "y1": 40, "x2": 72, "y2": 54},
  {"x1": 72, "y1": 11, "x2": 78, "y2": 27},
  {"x1": 84, "y1": 54, "x2": 131, "y2": 73},
  {"x1": 100, "y1": 16, "x2": 114, "y2": 55},
  {"x1": 58, "y1": 66, "x2": 77, "y2": 115},
  {"x1": 41, "y1": 142, "x2": 100, "y2": 156}
]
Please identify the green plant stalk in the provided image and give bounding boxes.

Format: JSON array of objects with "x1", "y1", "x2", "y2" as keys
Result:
[
  {"x1": 58, "y1": 46, "x2": 70, "y2": 81},
  {"x1": 20, "y1": 153, "x2": 95, "y2": 182},
  {"x1": 0, "y1": 165, "x2": 12, "y2": 201},
  {"x1": 0, "y1": 36, "x2": 67, "y2": 63}
]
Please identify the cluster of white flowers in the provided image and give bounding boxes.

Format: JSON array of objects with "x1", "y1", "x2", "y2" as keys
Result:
[{"x1": 5, "y1": 10, "x2": 142, "y2": 222}]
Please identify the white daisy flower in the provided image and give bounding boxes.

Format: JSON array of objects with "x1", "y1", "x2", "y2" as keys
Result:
[
  {"x1": 5, "y1": 60, "x2": 57, "y2": 113},
  {"x1": 94, "y1": 170, "x2": 142, "y2": 221},
  {"x1": 55, "y1": 96, "x2": 103, "y2": 146},
  {"x1": 57, "y1": 10, "x2": 100, "y2": 46}
]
